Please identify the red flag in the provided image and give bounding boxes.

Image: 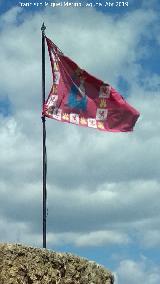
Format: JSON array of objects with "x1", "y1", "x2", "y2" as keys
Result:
[{"x1": 43, "y1": 37, "x2": 140, "y2": 132}]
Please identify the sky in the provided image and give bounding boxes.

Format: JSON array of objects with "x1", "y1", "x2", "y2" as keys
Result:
[{"x1": 0, "y1": 0, "x2": 160, "y2": 283}]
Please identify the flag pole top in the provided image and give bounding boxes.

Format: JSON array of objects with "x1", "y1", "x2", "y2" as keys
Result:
[{"x1": 41, "y1": 22, "x2": 46, "y2": 33}]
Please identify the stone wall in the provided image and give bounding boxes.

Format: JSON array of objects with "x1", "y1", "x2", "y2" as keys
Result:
[{"x1": 0, "y1": 243, "x2": 114, "y2": 284}]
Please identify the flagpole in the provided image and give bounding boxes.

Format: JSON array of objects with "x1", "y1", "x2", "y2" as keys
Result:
[{"x1": 41, "y1": 22, "x2": 47, "y2": 248}]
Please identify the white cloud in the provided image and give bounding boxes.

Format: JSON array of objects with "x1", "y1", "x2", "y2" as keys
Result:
[
  {"x1": 0, "y1": 6, "x2": 22, "y2": 24},
  {"x1": 0, "y1": 117, "x2": 41, "y2": 185},
  {"x1": 0, "y1": 217, "x2": 41, "y2": 247},
  {"x1": 140, "y1": 230, "x2": 160, "y2": 248},
  {"x1": 74, "y1": 230, "x2": 130, "y2": 247},
  {"x1": 116, "y1": 258, "x2": 160, "y2": 284},
  {"x1": 41, "y1": 230, "x2": 130, "y2": 247}
]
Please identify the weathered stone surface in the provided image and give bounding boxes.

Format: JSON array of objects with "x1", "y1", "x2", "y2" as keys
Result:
[{"x1": 0, "y1": 243, "x2": 114, "y2": 284}]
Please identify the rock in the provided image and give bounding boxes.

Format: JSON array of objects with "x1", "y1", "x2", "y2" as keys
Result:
[{"x1": 0, "y1": 243, "x2": 114, "y2": 284}]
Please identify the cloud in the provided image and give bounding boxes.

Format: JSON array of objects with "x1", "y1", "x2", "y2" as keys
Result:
[
  {"x1": 73, "y1": 230, "x2": 130, "y2": 247},
  {"x1": 42, "y1": 230, "x2": 130, "y2": 247},
  {"x1": 0, "y1": 6, "x2": 22, "y2": 24},
  {"x1": 116, "y1": 258, "x2": 160, "y2": 284},
  {"x1": 0, "y1": 216, "x2": 41, "y2": 247},
  {"x1": 140, "y1": 230, "x2": 160, "y2": 248}
]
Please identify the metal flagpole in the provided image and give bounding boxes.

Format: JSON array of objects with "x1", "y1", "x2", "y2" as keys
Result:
[{"x1": 41, "y1": 22, "x2": 47, "y2": 248}]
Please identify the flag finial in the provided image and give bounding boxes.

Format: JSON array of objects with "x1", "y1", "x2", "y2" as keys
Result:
[{"x1": 41, "y1": 22, "x2": 46, "y2": 32}]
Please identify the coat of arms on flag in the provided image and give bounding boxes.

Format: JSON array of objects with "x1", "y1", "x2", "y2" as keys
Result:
[{"x1": 43, "y1": 37, "x2": 140, "y2": 132}]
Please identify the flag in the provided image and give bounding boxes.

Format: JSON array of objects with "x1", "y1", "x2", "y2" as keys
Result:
[{"x1": 43, "y1": 37, "x2": 140, "y2": 132}]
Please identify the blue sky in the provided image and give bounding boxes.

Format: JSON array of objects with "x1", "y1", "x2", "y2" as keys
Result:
[{"x1": 0, "y1": 0, "x2": 160, "y2": 283}]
